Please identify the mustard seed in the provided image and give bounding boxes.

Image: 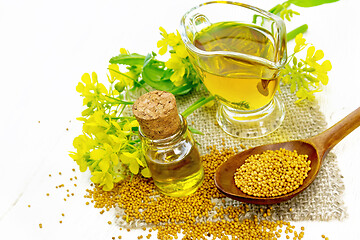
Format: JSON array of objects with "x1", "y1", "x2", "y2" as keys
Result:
[
  {"x1": 84, "y1": 146, "x2": 310, "y2": 240},
  {"x1": 234, "y1": 149, "x2": 311, "y2": 197}
]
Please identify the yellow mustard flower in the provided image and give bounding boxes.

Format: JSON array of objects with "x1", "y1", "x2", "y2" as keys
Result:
[
  {"x1": 294, "y1": 33, "x2": 306, "y2": 53},
  {"x1": 157, "y1": 27, "x2": 181, "y2": 55},
  {"x1": 165, "y1": 54, "x2": 186, "y2": 86},
  {"x1": 108, "y1": 64, "x2": 134, "y2": 88}
]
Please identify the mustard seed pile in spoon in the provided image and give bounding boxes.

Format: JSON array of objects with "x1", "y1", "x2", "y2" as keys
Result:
[{"x1": 234, "y1": 148, "x2": 311, "y2": 197}]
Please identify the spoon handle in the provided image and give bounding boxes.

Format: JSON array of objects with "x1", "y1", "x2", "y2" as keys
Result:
[{"x1": 309, "y1": 107, "x2": 360, "y2": 157}]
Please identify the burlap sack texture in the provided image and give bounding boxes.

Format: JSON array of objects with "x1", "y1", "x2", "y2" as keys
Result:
[
  {"x1": 115, "y1": 85, "x2": 346, "y2": 227},
  {"x1": 176, "y1": 85, "x2": 346, "y2": 222}
]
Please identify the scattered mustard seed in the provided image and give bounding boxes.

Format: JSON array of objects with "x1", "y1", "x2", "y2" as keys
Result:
[
  {"x1": 39, "y1": 223, "x2": 42, "y2": 228},
  {"x1": 84, "y1": 146, "x2": 311, "y2": 240}
]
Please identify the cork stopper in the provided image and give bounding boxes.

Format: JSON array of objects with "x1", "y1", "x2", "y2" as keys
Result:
[{"x1": 132, "y1": 91, "x2": 181, "y2": 140}]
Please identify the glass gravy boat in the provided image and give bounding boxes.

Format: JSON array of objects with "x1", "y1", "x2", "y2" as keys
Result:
[{"x1": 180, "y1": 1, "x2": 287, "y2": 138}]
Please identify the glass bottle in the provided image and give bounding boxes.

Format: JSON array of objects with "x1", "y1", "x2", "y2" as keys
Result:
[{"x1": 139, "y1": 114, "x2": 204, "y2": 197}]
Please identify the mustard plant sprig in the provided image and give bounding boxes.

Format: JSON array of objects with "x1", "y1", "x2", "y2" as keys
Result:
[
  {"x1": 70, "y1": 69, "x2": 151, "y2": 191},
  {"x1": 71, "y1": 67, "x2": 208, "y2": 191},
  {"x1": 108, "y1": 28, "x2": 202, "y2": 97},
  {"x1": 280, "y1": 33, "x2": 332, "y2": 102}
]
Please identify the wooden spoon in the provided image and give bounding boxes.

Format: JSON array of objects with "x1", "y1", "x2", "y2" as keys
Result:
[{"x1": 215, "y1": 107, "x2": 360, "y2": 205}]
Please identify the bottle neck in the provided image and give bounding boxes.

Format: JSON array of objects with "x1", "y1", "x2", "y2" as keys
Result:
[{"x1": 139, "y1": 114, "x2": 187, "y2": 147}]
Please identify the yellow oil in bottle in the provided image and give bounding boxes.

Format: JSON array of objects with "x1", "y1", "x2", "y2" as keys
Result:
[
  {"x1": 146, "y1": 145, "x2": 204, "y2": 197},
  {"x1": 193, "y1": 22, "x2": 279, "y2": 110}
]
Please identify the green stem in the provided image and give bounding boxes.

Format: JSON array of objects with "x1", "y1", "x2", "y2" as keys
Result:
[
  {"x1": 108, "y1": 68, "x2": 150, "y2": 92},
  {"x1": 287, "y1": 24, "x2": 308, "y2": 41},
  {"x1": 269, "y1": 4, "x2": 284, "y2": 15},
  {"x1": 105, "y1": 95, "x2": 134, "y2": 105},
  {"x1": 108, "y1": 68, "x2": 137, "y2": 81},
  {"x1": 104, "y1": 116, "x2": 136, "y2": 121},
  {"x1": 133, "y1": 79, "x2": 150, "y2": 92},
  {"x1": 182, "y1": 95, "x2": 215, "y2": 118}
]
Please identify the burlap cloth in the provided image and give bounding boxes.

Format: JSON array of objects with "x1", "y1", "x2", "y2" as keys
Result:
[{"x1": 115, "y1": 85, "x2": 346, "y2": 227}]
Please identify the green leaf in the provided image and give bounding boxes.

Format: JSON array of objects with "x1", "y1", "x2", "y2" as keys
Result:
[
  {"x1": 109, "y1": 53, "x2": 146, "y2": 66},
  {"x1": 170, "y1": 83, "x2": 194, "y2": 95},
  {"x1": 142, "y1": 60, "x2": 175, "y2": 91},
  {"x1": 287, "y1": 0, "x2": 339, "y2": 8},
  {"x1": 287, "y1": 24, "x2": 308, "y2": 41},
  {"x1": 188, "y1": 126, "x2": 204, "y2": 135}
]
